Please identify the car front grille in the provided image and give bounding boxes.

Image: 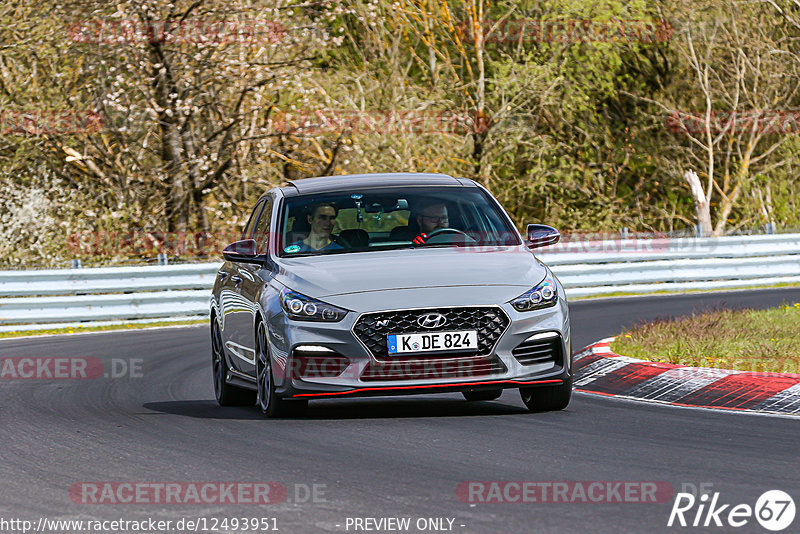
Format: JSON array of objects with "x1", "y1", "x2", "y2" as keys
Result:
[
  {"x1": 361, "y1": 356, "x2": 507, "y2": 382},
  {"x1": 512, "y1": 333, "x2": 563, "y2": 366},
  {"x1": 352, "y1": 306, "x2": 510, "y2": 359}
]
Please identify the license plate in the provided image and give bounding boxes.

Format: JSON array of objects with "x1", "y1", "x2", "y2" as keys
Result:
[{"x1": 387, "y1": 330, "x2": 478, "y2": 354}]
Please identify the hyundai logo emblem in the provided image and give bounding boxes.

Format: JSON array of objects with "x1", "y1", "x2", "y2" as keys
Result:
[{"x1": 417, "y1": 313, "x2": 447, "y2": 329}]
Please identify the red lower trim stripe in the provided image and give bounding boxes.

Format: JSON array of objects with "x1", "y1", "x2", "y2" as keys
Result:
[{"x1": 292, "y1": 378, "x2": 563, "y2": 398}]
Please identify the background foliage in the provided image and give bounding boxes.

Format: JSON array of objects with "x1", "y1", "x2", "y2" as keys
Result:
[{"x1": 1, "y1": 0, "x2": 799, "y2": 265}]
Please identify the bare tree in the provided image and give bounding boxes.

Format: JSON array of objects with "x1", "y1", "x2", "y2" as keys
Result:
[
  {"x1": 643, "y1": 4, "x2": 800, "y2": 235},
  {"x1": 1, "y1": 0, "x2": 344, "y2": 238}
]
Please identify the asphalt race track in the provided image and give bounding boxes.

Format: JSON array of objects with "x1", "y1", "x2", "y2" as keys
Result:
[{"x1": 2, "y1": 288, "x2": 800, "y2": 534}]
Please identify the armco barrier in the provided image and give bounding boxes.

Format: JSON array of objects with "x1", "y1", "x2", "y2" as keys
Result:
[
  {"x1": 0, "y1": 264, "x2": 220, "y2": 332},
  {"x1": 536, "y1": 232, "x2": 800, "y2": 297},
  {"x1": 0, "y1": 233, "x2": 798, "y2": 332}
]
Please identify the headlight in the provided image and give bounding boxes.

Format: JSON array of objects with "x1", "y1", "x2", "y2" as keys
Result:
[
  {"x1": 510, "y1": 273, "x2": 558, "y2": 312},
  {"x1": 280, "y1": 287, "x2": 348, "y2": 322}
]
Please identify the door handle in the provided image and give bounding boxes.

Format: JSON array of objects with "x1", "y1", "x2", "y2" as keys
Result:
[{"x1": 231, "y1": 275, "x2": 243, "y2": 286}]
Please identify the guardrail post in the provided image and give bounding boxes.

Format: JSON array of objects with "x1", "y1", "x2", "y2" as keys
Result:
[
  {"x1": 157, "y1": 253, "x2": 169, "y2": 266},
  {"x1": 71, "y1": 259, "x2": 82, "y2": 269},
  {"x1": 620, "y1": 227, "x2": 629, "y2": 240},
  {"x1": 765, "y1": 222, "x2": 775, "y2": 234}
]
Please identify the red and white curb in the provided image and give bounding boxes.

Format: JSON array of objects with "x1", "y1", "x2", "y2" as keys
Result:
[{"x1": 574, "y1": 338, "x2": 800, "y2": 416}]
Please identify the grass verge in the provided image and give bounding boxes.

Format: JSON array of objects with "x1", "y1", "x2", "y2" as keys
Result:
[
  {"x1": 610, "y1": 302, "x2": 800, "y2": 374},
  {"x1": 568, "y1": 281, "x2": 800, "y2": 300},
  {"x1": 0, "y1": 319, "x2": 207, "y2": 339}
]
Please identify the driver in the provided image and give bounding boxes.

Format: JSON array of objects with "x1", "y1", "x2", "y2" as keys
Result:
[{"x1": 412, "y1": 201, "x2": 449, "y2": 244}]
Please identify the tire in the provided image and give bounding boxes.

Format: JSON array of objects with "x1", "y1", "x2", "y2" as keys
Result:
[
  {"x1": 211, "y1": 318, "x2": 256, "y2": 406},
  {"x1": 462, "y1": 389, "x2": 503, "y2": 401},
  {"x1": 256, "y1": 322, "x2": 308, "y2": 418},
  {"x1": 520, "y1": 376, "x2": 572, "y2": 412}
]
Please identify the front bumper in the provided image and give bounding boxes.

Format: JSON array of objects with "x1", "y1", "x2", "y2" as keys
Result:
[{"x1": 267, "y1": 299, "x2": 571, "y2": 399}]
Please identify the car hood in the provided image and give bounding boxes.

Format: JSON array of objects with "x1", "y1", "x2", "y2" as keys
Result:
[{"x1": 272, "y1": 246, "x2": 545, "y2": 302}]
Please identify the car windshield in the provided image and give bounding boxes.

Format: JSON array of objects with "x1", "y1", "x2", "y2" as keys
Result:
[{"x1": 279, "y1": 186, "x2": 521, "y2": 257}]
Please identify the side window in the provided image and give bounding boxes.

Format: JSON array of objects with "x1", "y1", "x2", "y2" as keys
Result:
[
  {"x1": 242, "y1": 199, "x2": 265, "y2": 240},
  {"x1": 252, "y1": 197, "x2": 273, "y2": 254}
]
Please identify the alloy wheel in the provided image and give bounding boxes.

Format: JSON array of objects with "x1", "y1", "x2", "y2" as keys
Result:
[
  {"x1": 212, "y1": 321, "x2": 225, "y2": 400},
  {"x1": 256, "y1": 324, "x2": 271, "y2": 413}
]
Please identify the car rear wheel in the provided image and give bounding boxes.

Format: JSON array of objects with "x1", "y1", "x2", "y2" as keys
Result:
[
  {"x1": 462, "y1": 389, "x2": 502, "y2": 401},
  {"x1": 520, "y1": 377, "x2": 572, "y2": 412},
  {"x1": 256, "y1": 323, "x2": 308, "y2": 418},
  {"x1": 212, "y1": 318, "x2": 256, "y2": 406}
]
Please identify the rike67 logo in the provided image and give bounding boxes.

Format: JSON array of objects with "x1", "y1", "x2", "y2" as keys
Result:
[{"x1": 668, "y1": 490, "x2": 795, "y2": 531}]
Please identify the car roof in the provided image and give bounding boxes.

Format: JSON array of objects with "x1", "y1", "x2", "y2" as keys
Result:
[{"x1": 280, "y1": 173, "x2": 473, "y2": 196}]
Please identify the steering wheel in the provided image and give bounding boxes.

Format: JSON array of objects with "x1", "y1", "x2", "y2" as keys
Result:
[{"x1": 424, "y1": 227, "x2": 477, "y2": 244}]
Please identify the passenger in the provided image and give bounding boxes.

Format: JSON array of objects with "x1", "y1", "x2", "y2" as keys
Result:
[{"x1": 295, "y1": 203, "x2": 344, "y2": 252}]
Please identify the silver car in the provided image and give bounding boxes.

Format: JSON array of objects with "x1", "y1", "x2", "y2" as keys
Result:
[{"x1": 210, "y1": 173, "x2": 571, "y2": 417}]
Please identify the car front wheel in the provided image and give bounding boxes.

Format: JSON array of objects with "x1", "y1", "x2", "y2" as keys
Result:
[
  {"x1": 520, "y1": 377, "x2": 572, "y2": 412},
  {"x1": 256, "y1": 323, "x2": 307, "y2": 418},
  {"x1": 212, "y1": 319, "x2": 256, "y2": 406}
]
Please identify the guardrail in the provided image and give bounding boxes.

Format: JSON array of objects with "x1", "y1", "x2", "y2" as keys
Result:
[
  {"x1": 0, "y1": 264, "x2": 219, "y2": 333},
  {"x1": 537, "y1": 232, "x2": 800, "y2": 297},
  {"x1": 1, "y1": 233, "x2": 798, "y2": 332}
]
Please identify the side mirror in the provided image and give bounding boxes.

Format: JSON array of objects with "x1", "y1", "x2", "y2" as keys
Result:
[
  {"x1": 222, "y1": 239, "x2": 264, "y2": 264},
  {"x1": 526, "y1": 224, "x2": 560, "y2": 249}
]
